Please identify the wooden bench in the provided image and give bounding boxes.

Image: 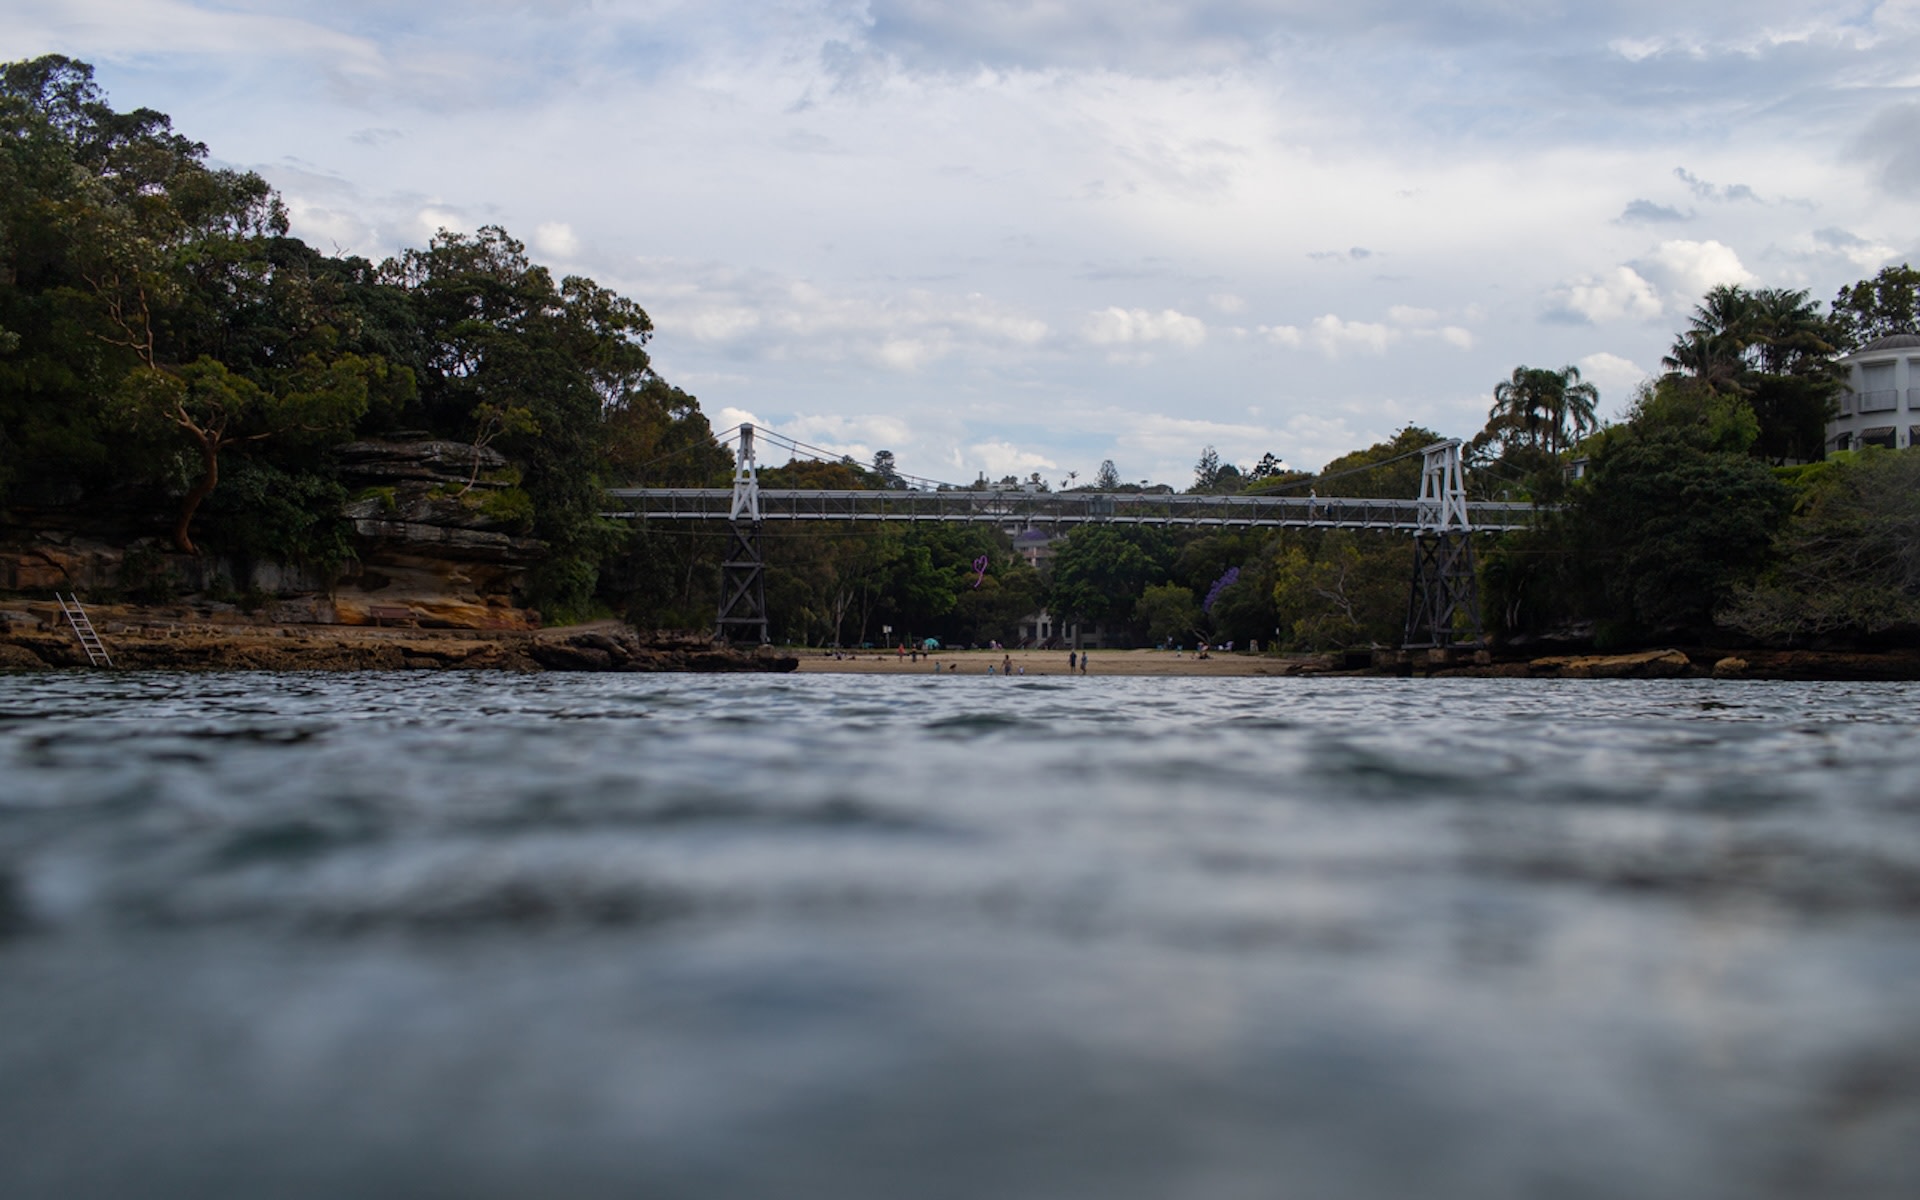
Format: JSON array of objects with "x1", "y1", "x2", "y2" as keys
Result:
[{"x1": 367, "y1": 605, "x2": 418, "y2": 627}]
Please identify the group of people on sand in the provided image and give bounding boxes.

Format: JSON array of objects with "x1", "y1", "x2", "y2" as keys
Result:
[
  {"x1": 823, "y1": 646, "x2": 1091, "y2": 675},
  {"x1": 972, "y1": 650, "x2": 1088, "y2": 677}
]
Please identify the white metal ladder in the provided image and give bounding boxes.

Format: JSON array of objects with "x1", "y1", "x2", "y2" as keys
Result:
[{"x1": 56, "y1": 593, "x2": 113, "y2": 667}]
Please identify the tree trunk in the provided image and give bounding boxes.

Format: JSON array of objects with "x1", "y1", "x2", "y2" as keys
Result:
[{"x1": 173, "y1": 434, "x2": 220, "y2": 555}]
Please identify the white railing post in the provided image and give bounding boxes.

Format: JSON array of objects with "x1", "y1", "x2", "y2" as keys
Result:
[{"x1": 729, "y1": 424, "x2": 761, "y2": 523}]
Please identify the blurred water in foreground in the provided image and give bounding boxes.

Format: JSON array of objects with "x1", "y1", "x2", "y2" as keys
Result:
[{"x1": 1, "y1": 671, "x2": 1917, "y2": 1199}]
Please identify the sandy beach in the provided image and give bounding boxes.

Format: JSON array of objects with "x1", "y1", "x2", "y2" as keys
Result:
[{"x1": 794, "y1": 647, "x2": 1313, "y2": 678}]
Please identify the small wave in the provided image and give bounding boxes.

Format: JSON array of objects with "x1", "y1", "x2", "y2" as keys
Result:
[
  {"x1": 923, "y1": 712, "x2": 1033, "y2": 736},
  {"x1": 1299, "y1": 738, "x2": 1489, "y2": 800}
]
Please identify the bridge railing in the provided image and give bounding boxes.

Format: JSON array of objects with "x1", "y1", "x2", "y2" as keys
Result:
[{"x1": 602, "y1": 488, "x2": 1539, "y2": 532}]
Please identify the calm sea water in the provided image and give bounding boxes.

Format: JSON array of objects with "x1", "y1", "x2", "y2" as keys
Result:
[{"x1": 1, "y1": 671, "x2": 1917, "y2": 1199}]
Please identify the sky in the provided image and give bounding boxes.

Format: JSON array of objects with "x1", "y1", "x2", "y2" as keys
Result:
[{"x1": 7, "y1": 1, "x2": 1920, "y2": 485}]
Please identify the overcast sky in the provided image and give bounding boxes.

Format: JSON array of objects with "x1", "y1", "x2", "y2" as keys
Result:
[{"x1": 8, "y1": 1, "x2": 1920, "y2": 484}]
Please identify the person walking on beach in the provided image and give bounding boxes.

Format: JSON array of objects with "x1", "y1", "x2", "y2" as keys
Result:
[
  {"x1": 1002, "y1": 654, "x2": 1013, "y2": 677},
  {"x1": 1079, "y1": 650, "x2": 1088, "y2": 675},
  {"x1": 1069, "y1": 650, "x2": 1077, "y2": 672}
]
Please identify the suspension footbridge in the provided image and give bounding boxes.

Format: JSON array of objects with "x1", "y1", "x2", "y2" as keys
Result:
[{"x1": 603, "y1": 426, "x2": 1537, "y2": 650}]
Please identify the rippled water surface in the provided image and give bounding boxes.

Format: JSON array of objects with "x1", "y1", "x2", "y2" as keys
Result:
[{"x1": 2, "y1": 671, "x2": 1918, "y2": 1198}]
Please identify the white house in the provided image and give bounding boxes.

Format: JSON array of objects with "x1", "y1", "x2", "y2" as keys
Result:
[{"x1": 1829, "y1": 332, "x2": 1920, "y2": 452}]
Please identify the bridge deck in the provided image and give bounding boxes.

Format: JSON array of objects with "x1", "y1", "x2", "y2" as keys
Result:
[{"x1": 602, "y1": 489, "x2": 1537, "y2": 532}]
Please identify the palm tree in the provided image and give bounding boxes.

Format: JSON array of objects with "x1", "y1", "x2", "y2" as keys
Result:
[
  {"x1": 1665, "y1": 283, "x2": 1759, "y2": 389},
  {"x1": 1662, "y1": 329, "x2": 1746, "y2": 394},
  {"x1": 1490, "y1": 365, "x2": 1601, "y2": 454},
  {"x1": 1664, "y1": 283, "x2": 1839, "y2": 387},
  {"x1": 1748, "y1": 287, "x2": 1836, "y2": 375},
  {"x1": 1684, "y1": 283, "x2": 1759, "y2": 344}
]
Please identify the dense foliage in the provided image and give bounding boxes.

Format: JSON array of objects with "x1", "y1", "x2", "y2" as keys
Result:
[
  {"x1": 1, "y1": 56, "x2": 723, "y2": 619},
  {"x1": 7, "y1": 56, "x2": 1915, "y2": 647}
]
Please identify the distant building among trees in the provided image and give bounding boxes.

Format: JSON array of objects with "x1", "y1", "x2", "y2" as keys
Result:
[{"x1": 1828, "y1": 333, "x2": 1920, "y2": 453}]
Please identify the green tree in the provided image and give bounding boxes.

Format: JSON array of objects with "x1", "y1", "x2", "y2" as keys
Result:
[
  {"x1": 1, "y1": 55, "x2": 406, "y2": 551},
  {"x1": 382, "y1": 226, "x2": 654, "y2": 618},
  {"x1": 1048, "y1": 525, "x2": 1171, "y2": 633},
  {"x1": 949, "y1": 552, "x2": 1042, "y2": 646},
  {"x1": 1191, "y1": 445, "x2": 1221, "y2": 492},
  {"x1": 760, "y1": 457, "x2": 881, "y2": 489},
  {"x1": 1137, "y1": 582, "x2": 1203, "y2": 645},
  {"x1": 1563, "y1": 379, "x2": 1789, "y2": 635},
  {"x1": 1317, "y1": 425, "x2": 1442, "y2": 499},
  {"x1": 1722, "y1": 449, "x2": 1920, "y2": 639},
  {"x1": 1094, "y1": 458, "x2": 1121, "y2": 490},
  {"x1": 1, "y1": 54, "x2": 267, "y2": 505},
  {"x1": 602, "y1": 376, "x2": 731, "y2": 487},
  {"x1": 1487, "y1": 365, "x2": 1600, "y2": 455},
  {"x1": 115, "y1": 354, "x2": 375, "y2": 553},
  {"x1": 1269, "y1": 531, "x2": 1406, "y2": 649},
  {"x1": 1661, "y1": 284, "x2": 1840, "y2": 463},
  {"x1": 1832, "y1": 264, "x2": 1920, "y2": 350}
]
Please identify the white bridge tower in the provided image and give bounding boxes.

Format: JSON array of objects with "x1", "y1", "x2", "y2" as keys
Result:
[
  {"x1": 1402, "y1": 439, "x2": 1484, "y2": 649},
  {"x1": 714, "y1": 424, "x2": 770, "y2": 644}
]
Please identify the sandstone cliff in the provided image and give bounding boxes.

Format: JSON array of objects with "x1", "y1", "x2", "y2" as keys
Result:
[{"x1": 0, "y1": 438, "x2": 548, "y2": 630}]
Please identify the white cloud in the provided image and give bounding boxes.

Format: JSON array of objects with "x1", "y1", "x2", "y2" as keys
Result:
[
  {"x1": 725, "y1": 411, "x2": 928, "y2": 473},
  {"x1": 967, "y1": 440, "x2": 1058, "y2": 478},
  {"x1": 1, "y1": 0, "x2": 383, "y2": 71},
  {"x1": 1385, "y1": 306, "x2": 1473, "y2": 348},
  {"x1": 874, "y1": 336, "x2": 948, "y2": 370},
  {"x1": 1633, "y1": 239, "x2": 1754, "y2": 307},
  {"x1": 713, "y1": 406, "x2": 765, "y2": 434},
  {"x1": 533, "y1": 221, "x2": 579, "y2": 259},
  {"x1": 1096, "y1": 409, "x2": 1304, "y2": 485},
  {"x1": 1575, "y1": 352, "x2": 1650, "y2": 405},
  {"x1": 415, "y1": 206, "x2": 471, "y2": 240},
  {"x1": 1260, "y1": 309, "x2": 1471, "y2": 354},
  {"x1": 1309, "y1": 314, "x2": 1396, "y2": 357},
  {"x1": 1805, "y1": 227, "x2": 1906, "y2": 271},
  {"x1": 1547, "y1": 266, "x2": 1665, "y2": 324},
  {"x1": 678, "y1": 306, "x2": 764, "y2": 341},
  {"x1": 781, "y1": 413, "x2": 914, "y2": 450},
  {"x1": 1278, "y1": 412, "x2": 1370, "y2": 474},
  {"x1": 624, "y1": 261, "x2": 1049, "y2": 373},
  {"x1": 1082, "y1": 307, "x2": 1207, "y2": 347}
]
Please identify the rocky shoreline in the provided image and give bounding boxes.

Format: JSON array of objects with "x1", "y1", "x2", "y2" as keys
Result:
[
  {"x1": 0, "y1": 607, "x2": 796, "y2": 674},
  {"x1": 1417, "y1": 646, "x2": 1920, "y2": 682},
  {"x1": 3, "y1": 602, "x2": 1915, "y2": 679}
]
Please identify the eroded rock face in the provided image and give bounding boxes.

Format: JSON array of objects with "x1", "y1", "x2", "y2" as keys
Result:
[
  {"x1": 0, "y1": 530, "x2": 122, "y2": 593},
  {"x1": 333, "y1": 439, "x2": 546, "y2": 629},
  {"x1": 335, "y1": 439, "x2": 507, "y2": 485},
  {"x1": 1, "y1": 439, "x2": 548, "y2": 630}
]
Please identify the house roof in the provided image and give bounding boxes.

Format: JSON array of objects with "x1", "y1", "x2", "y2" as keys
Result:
[{"x1": 1854, "y1": 332, "x2": 1920, "y2": 353}]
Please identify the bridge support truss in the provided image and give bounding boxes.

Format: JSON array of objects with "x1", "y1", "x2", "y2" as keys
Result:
[
  {"x1": 1403, "y1": 439, "x2": 1484, "y2": 650},
  {"x1": 714, "y1": 424, "x2": 769, "y2": 644}
]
